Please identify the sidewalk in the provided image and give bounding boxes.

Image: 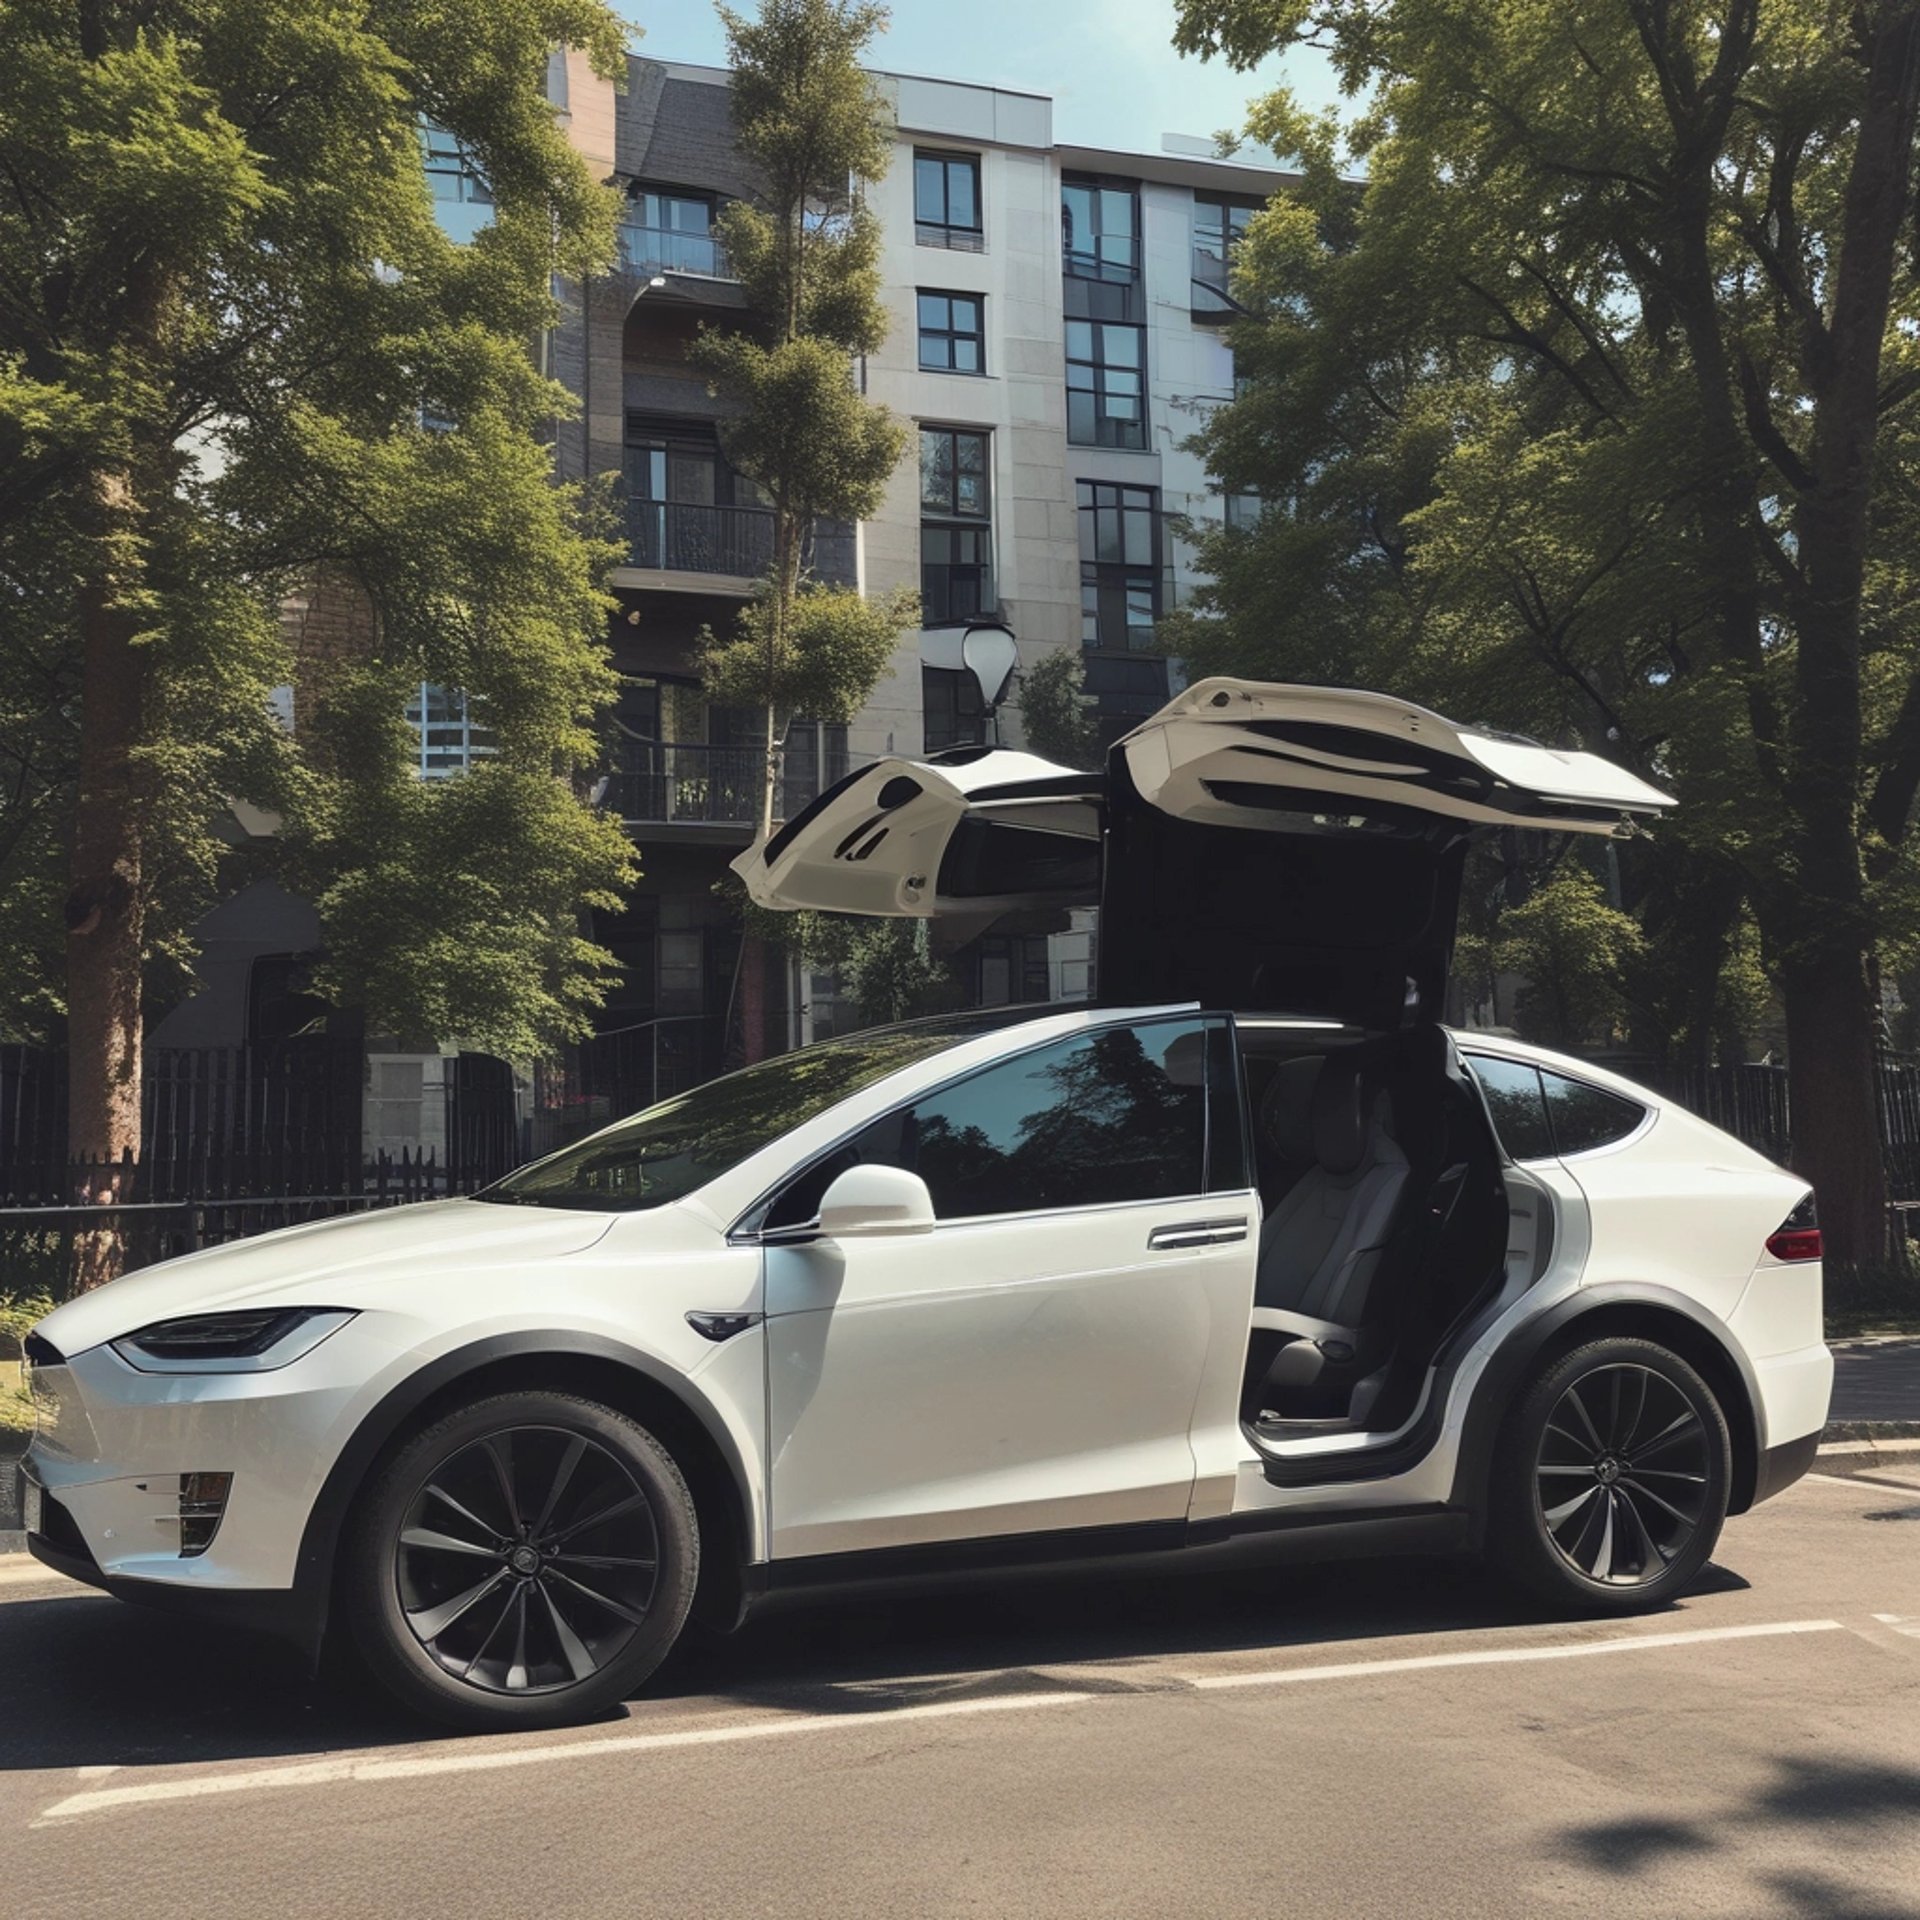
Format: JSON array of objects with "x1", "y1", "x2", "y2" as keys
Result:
[{"x1": 1829, "y1": 1336, "x2": 1920, "y2": 1424}]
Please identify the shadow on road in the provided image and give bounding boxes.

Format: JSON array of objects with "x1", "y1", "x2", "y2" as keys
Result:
[
  {"x1": 0, "y1": 1549, "x2": 1748, "y2": 1774},
  {"x1": 1553, "y1": 1752, "x2": 1920, "y2": 1920}
]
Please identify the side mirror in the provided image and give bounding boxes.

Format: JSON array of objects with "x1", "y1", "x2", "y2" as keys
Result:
[{"x1": 813, "y1": 1164, "x2": 936, "y2": 1239}]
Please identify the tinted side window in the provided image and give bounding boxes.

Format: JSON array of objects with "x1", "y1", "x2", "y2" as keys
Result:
[
  {"x1": 1468, "y1": 1056, "x2": 1555, "y2": 1161},
  {"x1": 1541, "y1": 1071, "x2": 1646, "y2": 1155},
  {"x1": 889, "y1": 1020, "x2": 1207, "y2": 1219},
  {"x1": 1205, "y1": 1020, "x2": 1252, "y2": 1192}
]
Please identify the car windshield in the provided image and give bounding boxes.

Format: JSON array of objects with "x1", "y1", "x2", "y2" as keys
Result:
[{"x1": 476, "y1": 1009, "x2": 1043, "y2": 1212}]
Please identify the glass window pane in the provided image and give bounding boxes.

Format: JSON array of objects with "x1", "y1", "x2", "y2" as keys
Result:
[
  {"x1": 953, "y1": 336, "x2": 979, "y2": 372},
  {"x1": 1068, "y1": 391, "x2": 1095, "y2": 442},
  {"x1": 1469, "y1": 1058, "x2": 1556, "y2": 1160},
  {"x1": 920, "y1": 335, "x2": 945, "y2": 370},
  {"x1": 949, "y1": 160, "x2": 977, "y2": 230},
  {"x1": 954, "y1": 296, "x2": 980, "y2": 331},
  {"x1": 1105, "y1": 325, "x2": 1141, "y2": 367},
  {"x1": 920, "y1": 429, "x2": 953, "y2": 509},
  {"x1": 1540, "y1": 1072, "x2": 1646, "y2": 1156},
  {"x1": 1066, "y1": 320, "x2": 1093, "y2": 360},
  {"x1": 918, "y1": 292, "x2": 946, "y2": 329},
  {"x1": 876, "y1": 1022, "x2": 1207, "y2": 1219},
  {"x1": 915, "y1": 156, "x2": 945, "y2": 224},
  {"x1": 957, "y1": 433, "x2": 985, "y2": 473},
  {"x1": 956, "y1": 473, "x2": 983, "y2": 515}
]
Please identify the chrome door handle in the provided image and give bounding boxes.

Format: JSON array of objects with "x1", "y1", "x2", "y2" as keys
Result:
[{"x1": 1147, "y1": 1218, "x2": 1250, "y2": 1250}]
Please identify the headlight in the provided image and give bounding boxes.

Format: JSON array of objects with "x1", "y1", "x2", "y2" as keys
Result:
[{"x1": 110, "y1": 1308, "x2": 357, "y2": 1374}]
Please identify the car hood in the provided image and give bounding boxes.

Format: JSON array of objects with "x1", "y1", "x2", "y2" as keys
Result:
[{"x1": 34, "y1": 1199, "x2": 619, "y2": 1358}]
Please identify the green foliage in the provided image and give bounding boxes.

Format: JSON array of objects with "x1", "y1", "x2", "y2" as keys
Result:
[
  {"x1": 1016, "y1": 648, "x2": 1101, "y2": 769},
  {"x1": 1168, "y1": 0, "x2": 1920, "y2": 1113},
  {"x1": 0, "y1": 1286, "x2": 53, "y2": 1431},
  {"x1": 699, "y1": 581, "x2": 919, "y2": 730},
  {"x1": 1492, "y1": 867, "x2": 1646, "y2": 1052},
  {"x1": 690, "y1": 1, "x2": 910, "y2": 836},
  {"x1": 731, "y1": 884, "x2": 961, "y2": 1027},
  {"x1": 691, "y1": 333, "x2": 906, "y2": 529},
  {"x1": 0, "y1": 0, "x2": 633, "y2": 1053}
]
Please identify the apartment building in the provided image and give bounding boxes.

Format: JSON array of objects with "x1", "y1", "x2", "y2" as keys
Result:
[{"x1": 548, "y1": 49, "x2": 1292, "y2": 1060}]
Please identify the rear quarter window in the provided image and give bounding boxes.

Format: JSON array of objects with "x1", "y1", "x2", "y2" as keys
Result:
[
  {"x1": 1466, "y1": 1056, "x2": 1555, "y2": 1161},
  {"x1": 1539, "y1": 1070, "x2": 1647, "y2": 1155}
]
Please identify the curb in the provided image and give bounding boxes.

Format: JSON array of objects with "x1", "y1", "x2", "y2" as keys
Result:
[{"x1": 1813, "y1": 1435, "x2": 1920, "y2": 1483}]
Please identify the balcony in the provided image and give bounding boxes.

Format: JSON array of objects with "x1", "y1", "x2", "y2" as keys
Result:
[
  {"x1": 624, "y1": 501, "x2": 858, "y2": 589},
  {"x1": 601, "y1": 741, "x2": 853, "y2": 830},
  {"x1": 620, "y1": 222, "x2": 733, "y2": 281}
]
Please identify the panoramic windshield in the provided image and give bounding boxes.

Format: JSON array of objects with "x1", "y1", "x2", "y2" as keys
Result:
[{"x1": 477, "y1": 1010, "x2": 1039, "y2": 1212}]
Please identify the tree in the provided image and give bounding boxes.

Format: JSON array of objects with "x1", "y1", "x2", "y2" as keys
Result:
[
  {"x1": 1172, "y1": 0, "x2": 1920, "y2": 1266},
  {"x1": 1494, "y1": 867, "x2": 1646, "y2": 1052},
  {"x1": 1016, "y1": 647, "x2": 1101, "y2": 768},
  {"x1": 0, "y1": 1, "x2": 635, "y2": 1275},
  {"x1": 692, "y1": 0, "x2": 913, "y2": 840}
]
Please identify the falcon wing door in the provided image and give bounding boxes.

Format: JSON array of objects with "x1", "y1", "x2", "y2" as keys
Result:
[
  {"x1": 732, "y1": 749, "x2": 1103, "y2": 918},
  {"x1": 1119, "y1": 680, "x2": 1673, "y2": 837}
]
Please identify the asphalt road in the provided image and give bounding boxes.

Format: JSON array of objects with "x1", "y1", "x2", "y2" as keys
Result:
[{"x1": 4, "y1": 1468, "x2": 1919, "y2": 1920}]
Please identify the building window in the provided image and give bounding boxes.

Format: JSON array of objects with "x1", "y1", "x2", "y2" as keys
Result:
[
  {"x1": 407, "y1": 684, "x2": 494, "y2": 777},
  {"x1": 1062, "y1": 176, "x2": 1139, "y2": 283},
  {"x1": 915, "y1": 150, "x2": 983, "y2": 250},
  {"x1": 920, "y1": 426, "x2": 994, "y2": 625},
  {"x1": 975, "y1": 933, "x2": 1053, "y2": 1007},
  {"x1": 422, "y1": 124, "x2": 494, "y2": 245},
  {"x1": 623, "y1": 188, "x2": 728, "y2": 278},
  {"x1": 922, "y1": 665, "x2": 987, "y2": 754},
  {"x1": 1193, "y1": 192, "x2": 1260, "y2": 317},
  {"x1": 1078, "y1": 481, "x2": 1160, "y2": 650},
  {"x1": 1224, "y1": 490, "x2": 1263, "y2": 530},
  {"x1": 1066, "y1": 320, "x2": 1146, "y2": 449},
  {"x1": 918, "y1": 290, "x2": 985, "y2": 373}
]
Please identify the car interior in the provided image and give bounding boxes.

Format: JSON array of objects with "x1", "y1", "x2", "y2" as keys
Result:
[{"x1": 1234, "y1": 1023, "x2": 1515, "y2": 1442}]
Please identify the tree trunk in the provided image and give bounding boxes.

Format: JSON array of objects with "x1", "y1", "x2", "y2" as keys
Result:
[
  {"x1": 1781, "y1": 946, "x2": 1888, "y2": 1269},
  {"x1": 1767, "y1": 3, "x2": 1920, "y2": 1275},
  {"x1": 65, "y1": 569, "x2": 149, "y2": 1288},
  {"x1": 738, "y1": 935, "x2": 768, "y2": 1066}
]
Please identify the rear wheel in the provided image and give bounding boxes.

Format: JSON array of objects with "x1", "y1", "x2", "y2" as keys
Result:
[
  {"x1": 1491, "y1": 1336, "x2": 1731, "y2": 1613},
  {"x1": 344, "y1": 1390, "x2": 698, "y2": 1729}
]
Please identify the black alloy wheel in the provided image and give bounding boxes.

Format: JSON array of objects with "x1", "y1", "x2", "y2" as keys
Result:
[
  {"x1": 1534, "y1": 1363, "x2": 1714, "y2": 1584},
  {"x1": 1492, "y1": 1335, "x2": 1731, "y2": 1613},
  {"x1": 396, "y1": 1425, "x2": 661, "y2": 1693},
  {"x1": 347, "y1": 1390, "x2": 698, "y2": 1728}
]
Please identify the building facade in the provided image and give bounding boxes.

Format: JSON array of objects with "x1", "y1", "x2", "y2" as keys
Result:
[{"x1": 548, "y1": 50, "x2": 1292, "y2": 1066}]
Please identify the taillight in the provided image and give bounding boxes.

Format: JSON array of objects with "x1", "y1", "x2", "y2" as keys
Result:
[
  {"x1": 1765, "y1": 1227, "x2": 1822, "y2": 1261},
  {"x1": 1766, "y1": 1195, "x2": 1821, "y2": 1262}
]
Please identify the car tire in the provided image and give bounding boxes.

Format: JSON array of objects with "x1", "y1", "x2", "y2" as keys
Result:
[
  {"x1": 343, "y1": 1389, "x2": 699, "y2": 1730},
  {"x1": 1490, "y1": 1335, "x2": 1732, "y2": 1614}
]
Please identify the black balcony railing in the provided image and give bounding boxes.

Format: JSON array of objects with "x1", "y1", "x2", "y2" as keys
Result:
[
  {"x1": 626, "y1": 501, "x2": 858, "y2": 587},
  {"x1": 602, "y1": 741, "x2": 859, "y2": 829},
  {"x1": 629, "y1": 501, "x2": 772, "y2": 577},
  {"x1": 620, "y1": 223, "x2": 733, "y2": 279}
]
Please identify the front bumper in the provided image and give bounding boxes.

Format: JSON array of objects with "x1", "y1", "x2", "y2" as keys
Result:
[{"x1": 20, "y1": 1309, "x2": 429, "y2": 1600}]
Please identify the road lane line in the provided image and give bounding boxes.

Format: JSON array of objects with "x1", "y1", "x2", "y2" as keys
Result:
[
  {"x1": 1191, "y1": 1618, "x2": 1845, "y2": 1691},
  {"x1": 33, "y1": 1690, "x2": 1100, "y2": 1826}
]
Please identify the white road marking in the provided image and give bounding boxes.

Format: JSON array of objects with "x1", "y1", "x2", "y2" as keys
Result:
[
  {"x1": 34, "y1": 1616, "x2": 1860, "y2": 1826},
  {"x1": 1191, "y1": 1618, "x2": 1845, "y2": 1691},
  {"x1": 34, "y1": 1690, "x2": 1099, "y2": 1825}
]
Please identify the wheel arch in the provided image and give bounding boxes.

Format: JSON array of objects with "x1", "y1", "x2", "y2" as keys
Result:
[
  {"x1": 1452, "y1": 1286, "x2": 1764, "y2": 1538},
  {"x1": 292, "y1": 1333, "x2": 759, "y2": 1663}
]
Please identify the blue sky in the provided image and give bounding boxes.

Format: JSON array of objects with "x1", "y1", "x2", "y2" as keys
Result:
[{"x1": 630, "y1": 1, "x2": 1345, "y2": 157}]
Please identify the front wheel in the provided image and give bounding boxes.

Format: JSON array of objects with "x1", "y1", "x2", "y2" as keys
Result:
[
  {"x1": 344, "y1": 1389, "x2": 698, "y2": 1729},
  {"x1": 1490, "y1": 1336, "x2": 1732, "y2": 1613}
]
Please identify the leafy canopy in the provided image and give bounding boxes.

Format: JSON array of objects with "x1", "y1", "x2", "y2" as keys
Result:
[{"x1": 0, "y1": 0, "x2": 634, "y2": 1054}]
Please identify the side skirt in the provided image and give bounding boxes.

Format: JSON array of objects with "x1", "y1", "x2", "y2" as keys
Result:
[{"x1": 740, "y1": 1503, "x2": 1472, "y2": 1618}]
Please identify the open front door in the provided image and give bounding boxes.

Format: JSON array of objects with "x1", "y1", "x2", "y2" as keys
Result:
[{"x1": 731, "y1": 749, "x2": 1102, "y2": 919}]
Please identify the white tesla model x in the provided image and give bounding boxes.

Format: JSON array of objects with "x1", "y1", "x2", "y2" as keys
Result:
[{"x1": 18, "y1": 681, "x2": 1831, "y2": 1728}]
